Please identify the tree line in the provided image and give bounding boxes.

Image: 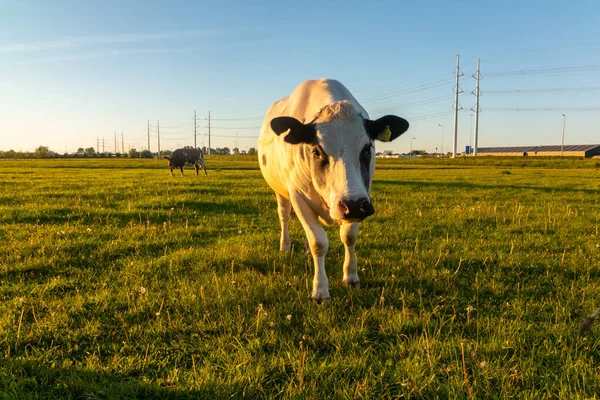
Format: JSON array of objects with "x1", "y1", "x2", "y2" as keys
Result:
[{"x1": 0, "y1": 146, "x2": 258, "y2": 159}]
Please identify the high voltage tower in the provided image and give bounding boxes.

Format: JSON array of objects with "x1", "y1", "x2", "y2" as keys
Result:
[
  {"x1": 452, "y1": 55, "x2": 464, "y2": 158},
  {"x1": 207, "y1": 111, "x2": 211, "y2": 155},
  {"x1": 471, "y1": 59, "x2": 481, "y2": 157},
  {"x1": 157, "y1": 120, "x2": 160, "y2": 156}
]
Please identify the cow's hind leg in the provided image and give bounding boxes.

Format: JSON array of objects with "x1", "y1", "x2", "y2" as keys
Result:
[
  {"x1": 194, "y1": 163, "x2": 199, "y2": 176},
  {"x1": 277, "y1": 194, "x2": 291, "y2": 252},
  {"x1": 340, "y1": 222, "x2": 360, "y2": 288},
  {"x1": 199, "y1": 159, "x2": 208, "y2": 175},
  {"x1": 169, "y1": 167, "x2": 174, "y2": 176},
  {"x1": 180, "y1": 167, "x2": 184, "y2": 176}
]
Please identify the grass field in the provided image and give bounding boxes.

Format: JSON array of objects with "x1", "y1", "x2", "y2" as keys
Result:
[{"x1": 1, "y1": 157, "x2": 599, "y2": 399}]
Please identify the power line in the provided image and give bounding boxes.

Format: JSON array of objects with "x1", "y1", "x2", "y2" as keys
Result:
[
  {"x1": 159, "y1": 130, "x2": 192, "y2": 136},
  {"x1": 369, "y1": 95, "x2": 449, "y2": 114},
  {"x1": 486, "y1": 63, "x2": 600, "y2": 78},
  {"x1": 210, "y1": 126, "x2": 261, "y2": 130},
  {"x1": 485, "y1": 85, "x2": 600, "y2": 95},
  {"x1": 360, "y1": 78, "x2": 454, "y2": 103},
  {"x1": 486, "y1": 106, "x2": 600, "y2": 112},
  {"x1": 208, "y1": 116, "x2": 263, "y2": 121},
  {"x1": 210, "y1": 134, "x2": 258, "y2": 138},
  {"x1": 158, "y1": 122, "x2": 194, "y2": 129},
  {"x1": 405, "y1": 110, "x2": 454, "y2": 121}
]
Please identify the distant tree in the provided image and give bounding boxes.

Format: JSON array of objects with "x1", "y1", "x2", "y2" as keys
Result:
[
  {"x1": 77, "y1": 147, "x2": 85, "y2": 155},
  {"x1": 247, "y1": 147, "x2": 257, "y2": 155},
  {"x1": 222, "y1": 147, "x2": 230, "y2": 155},
  {"x1": 161, "y1": 149, "x2": 172, "y2": 157},
  {"x1": 232, "y1": 147, "x2": 240, "y2": 155},
  {"x1": 84, "y1": 147, "x2": 96, "y2": 156},
  {"x1": 128, "y1": 148, "x2": 139, "y2": 158},
  {"x1": 140, "y1": 150, "x2": 153, "y2": 158},
  {"x1": 34, "y1": 146, "x2": 51, "y2": 158}
]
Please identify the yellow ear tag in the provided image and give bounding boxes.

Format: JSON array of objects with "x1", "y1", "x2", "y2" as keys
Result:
[{"x1": 378, "y1": 125, "x2": 392, "y2": 141}]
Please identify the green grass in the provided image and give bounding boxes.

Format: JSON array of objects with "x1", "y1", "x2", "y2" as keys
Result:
[{"x1": 1, "y1": 157, "x2": 599, "y2": 399}]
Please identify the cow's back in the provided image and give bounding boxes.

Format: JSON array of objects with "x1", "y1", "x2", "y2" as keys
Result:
[{"x1": 258, "y1": 79, "x2": 368, "y2": 198}]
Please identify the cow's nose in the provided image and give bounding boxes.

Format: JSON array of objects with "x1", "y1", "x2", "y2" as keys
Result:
[{"x1": 339, "y1": 197, "x2": 375, "y2": 221}]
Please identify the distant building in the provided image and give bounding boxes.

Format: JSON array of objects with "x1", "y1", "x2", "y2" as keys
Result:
[{"x1": 477, "y1": 144, "x2": 600, "y2": 158}]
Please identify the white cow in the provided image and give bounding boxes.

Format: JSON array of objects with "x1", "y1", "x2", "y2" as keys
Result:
[{"x1": 258, "y1": 79, "x2": 409, "y2": 302}]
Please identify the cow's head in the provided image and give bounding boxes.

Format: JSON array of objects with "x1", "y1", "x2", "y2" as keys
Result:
[{"x1": 271, "y1": 101, "x2": 408, "y2": 222}]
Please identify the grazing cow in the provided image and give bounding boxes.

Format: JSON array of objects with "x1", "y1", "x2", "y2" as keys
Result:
[
  {"x1": 164, "y1": 147, "x2": 207, "y2": 176},
  {"x1": 258, "y1": 79, "x2": 409, "y2": 302}
]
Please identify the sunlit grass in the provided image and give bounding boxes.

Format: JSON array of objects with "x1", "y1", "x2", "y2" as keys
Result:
[{"x1": 0, "y1": 157, "x2": 599, "y2": 398}]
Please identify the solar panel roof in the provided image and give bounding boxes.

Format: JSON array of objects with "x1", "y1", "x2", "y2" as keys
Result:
[{"x1": 478, "y1": 145, "x2": 600, "y2": 153}]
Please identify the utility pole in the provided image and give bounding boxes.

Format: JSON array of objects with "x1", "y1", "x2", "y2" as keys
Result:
[
  {"x1": 194, "y1": 110, "x2": 197, "y2": 148},
  {"x1": 438, "y1": 124, "x2": 444, "y2": 157},
  {"x1": 561, "y1": 114, "x2": 566, "y2": 156},
  {"x1": 102, "y1": 137, "x2": 105, "y2": 154},
  {"x1": 452, "y1": 54, "x2": 463, "y2": 158},
  {"x1": 121, "y1": 131, "x2": 124, "y2": 154},
  {"x1": 471, "y1": 59, "x2": 481, "y2": 157},
  {"x1": 114, "y1": 131, "x2": 117, "y2": 155},
  {"x1": 157, "y1": 120, "x2": 161, "y2": 156},
  {"x1": 207, "y1": 111, "x2": 211, "y2": 155},
  {"x1": 147, "y1": 120, "x2": 150, "y2": 153},
  {"x1": 96, "y1": 137, "x2": 99, "y2": 154}
]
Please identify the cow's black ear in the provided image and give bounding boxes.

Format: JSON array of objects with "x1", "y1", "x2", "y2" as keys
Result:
[
  {"x1": 271, "y1": 117, "x2": 316, "y2": 145},
  {"x1": 365, "y1": 115, "x2": 409, "y2": 142}
]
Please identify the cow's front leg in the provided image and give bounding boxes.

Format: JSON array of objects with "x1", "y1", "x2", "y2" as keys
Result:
[
  {"x1": 180, "y1": 167, "x2": 184, "y2": 176},
  {"x1": 276, "y1": 194, "x2": 291, "y2": 252},
  {"x1": 290, "y1": 192, "x2": 329, "y2": 302},
  {"x1": 340, "y1": 222, "x2": 360, "y2": 288},
  {"x1": 194, "y1": 163, "x2": 200, "y2": 176},
  {"x1": 169, "y1": 167, "x2": 174, "y2": 176}
]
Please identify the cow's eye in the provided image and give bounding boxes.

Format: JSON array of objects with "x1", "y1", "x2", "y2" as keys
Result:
[
  {"x1": 312, "y1": 146, "x2": 329, "y2": 168},
  {"x1": 360, "y1": 145, "x2": 372, "y2": 163}
]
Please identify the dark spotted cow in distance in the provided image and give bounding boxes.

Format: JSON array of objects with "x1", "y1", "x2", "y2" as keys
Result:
[{"x1": 164, "y1": 147, "x2": 208, "y2": 176}]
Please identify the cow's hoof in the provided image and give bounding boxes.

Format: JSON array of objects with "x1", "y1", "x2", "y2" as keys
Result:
[
  {"x1": 344, "y1": 280, "x2": 360, "y2": 289},
  {"x1": 312, "y1": 296, "x2": 331, "y2": 305}
]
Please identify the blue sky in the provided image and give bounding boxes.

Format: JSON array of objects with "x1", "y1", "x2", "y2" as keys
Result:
[{"x1": 1, "y1": 0, "x2": 599, "y2": 154}]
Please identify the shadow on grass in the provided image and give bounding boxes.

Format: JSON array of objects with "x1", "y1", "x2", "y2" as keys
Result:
[
  {"x1": 1, "y1": 200, "x2": 260, "y2": 225},
  {"x1": 374, "y1": 179, "x2": 599, "y2": 195},
  {"x1": 0, "y1": 359, "x2": 250, "y2": 399}
]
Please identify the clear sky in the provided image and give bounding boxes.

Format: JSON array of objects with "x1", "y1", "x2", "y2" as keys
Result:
[{"x1": 1, "y1": 0, "x2": 599, "y2": 154}]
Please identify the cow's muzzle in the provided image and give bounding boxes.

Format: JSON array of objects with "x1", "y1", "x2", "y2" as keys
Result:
[{"x1": 338, "y1": 197, "x2": 375, "y2": 222}]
